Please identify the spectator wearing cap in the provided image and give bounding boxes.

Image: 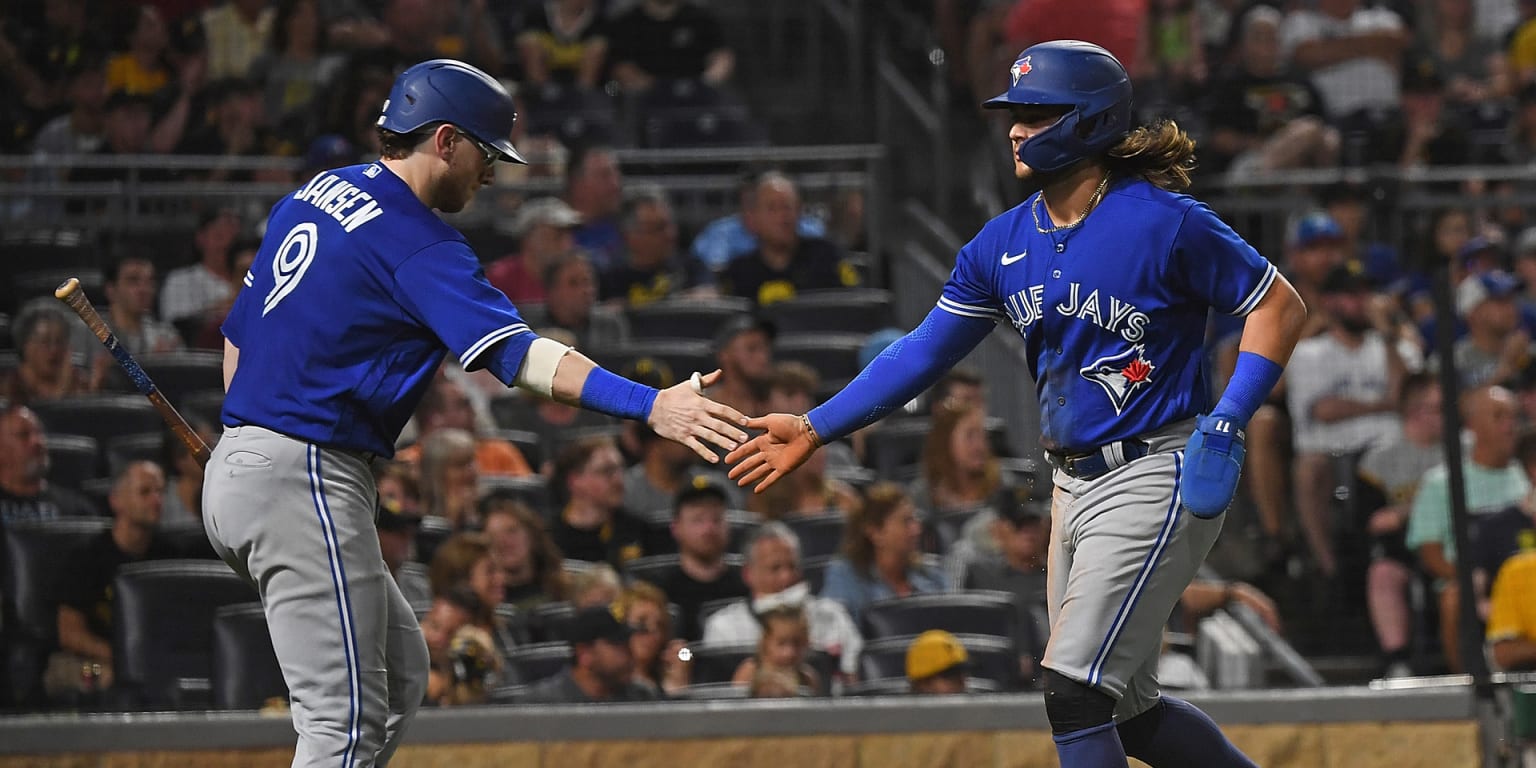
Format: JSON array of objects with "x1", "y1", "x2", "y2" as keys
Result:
[
  {"x1": 707, "y1": 315, "x2": 775, "y2": 419},
  {"x1": 651, "y1": 475, "x2": 749, "y2": 640},
  {"x1": 1278, "y1": 0, "x2": 1406, "y2": 127},
  {"x1": 551, "y1": 437, "x2": 650, "y2": 568},
  {"x1": 0, "y1": 402, "x2": 98, "y2": 524},
  {"x1": 1285, "y1": 211, "x2": 1349, "y2": 339},
  {"x1": 1448, "y1": 270, "x2": 1532, "y2": 389},
  {"x1": 1204, "y1": 6, "x2": 1337, "y2": 176},
  {"x1": 821, "y1": 484, "x2": 949, "y2": 624},
  {"x1": 623, "y1": 423, "x2": 739, "y2": 519},
  {"x1": 523, "y1": 605, "x2": 660, "y2": 702},
  {"x1": 906, "y1": 630, "x2": 969, "y2": 694},
  {"x1": 600, "y1": 185, "x2": 715, "y2": 307},
  {"x1": 1318, "y1": 182, "x2": 1402, "y2": 288},
  {"x1": 373, "y1": 461, "x2": 424, "y2": 585},
  {"x1": 565, "y1": 146, "x2": 625, "y2": 271},
  {"x1": 161, "y1": 208, "x2": 242, "y2": 324},
  {"x1": 1383, "y1": 56, "x2": 1473, "y2": 170},
  {"x1": 541, "y1": 250, "x2": 628, "y2": 350},
  {"x1": 721, "y1": 172, "x2": 860, "y2": 307},
  {"x1": 703, "y1": 522, "x2": 863, "y2": 680},
  {"x1": 691, "y1": 171, "x2": 829, "y2": 272},
  {"x1": 485, "y1": 197, "x2": 584, "y2": 305},
  {"x1": 959, "y1": 486, "x2": 1050, "y2": 665},
  {"x1": 1287, "y1": 263, "x2": 1415, "y2": 577}
]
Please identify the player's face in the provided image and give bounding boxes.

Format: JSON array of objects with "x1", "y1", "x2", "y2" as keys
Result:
[
  {"x1": 746, "y1": 537, "x2": 801, "y2": 596},
  {"x1": 672, "y1": 500, "x2": 728, "y2": 560},
  {"x1": 439, "y1": 130, "x2": 497, "y2": 213},
  {"x1": 1006, "y1": 105, "x2": 1070, "y2": 179}
]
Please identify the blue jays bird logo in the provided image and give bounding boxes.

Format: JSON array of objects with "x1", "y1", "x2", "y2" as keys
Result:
[
  {"x1": 1080, "y1": 345, "x2": 1156, "y2": 415},
  {"x1": 1011, "y1": 56, "x2": 1033, "y2": 86}
]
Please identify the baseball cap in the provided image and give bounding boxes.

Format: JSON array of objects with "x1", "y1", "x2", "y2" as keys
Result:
[
  {"x1": 1291, "y1": 212, "x2": 1343, "y2": 249},
  {"x1": 1458, "y1": 235, "x2": 1505, "y2": 268},
  {"x1": 994, "y1": 483, "x2": 1049, "y2": 526},
  {"x1": 1456, "y1": 270, "x2": 1522, "y2": 316},
  {"x1": 674, "y1": 473, "x2": 731, "y2": 511},
  {"x1": 509, "y1": 197, "x2": 582, "y2": 237},
  {"x1": 905, "y1": 630, "x2": 970, "y2": 681},
  {"x1": 624, "y1": 356, "x2": 676, "y2": 389},
  {"x1": 1320, "y1": 263, "x2": 1375, "y2": 295},
  {"x1": 375, "y1": 495, "x2": 423, "y2": 531},
  {"x1": 712, "y1": 314, "x2": 776, "y2": 355},
  {"x1": 859, "y1": 327, "x2": 906, "y2": 370},
  {"x1": 568, "y1": 605, "x2": 634, "y2": 645}
]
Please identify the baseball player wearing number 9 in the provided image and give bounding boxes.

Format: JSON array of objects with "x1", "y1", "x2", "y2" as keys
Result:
[
  {"x1": 728, "y1": 41, "x2": 1306, "y2": 768},
  {"x1": 204, "y1": 59, "x2": 746, "y2": 767}
]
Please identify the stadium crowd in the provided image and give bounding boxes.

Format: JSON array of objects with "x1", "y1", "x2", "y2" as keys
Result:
[{"x1": 6, "y1": 0, "x2": 1536, "y2": 719}]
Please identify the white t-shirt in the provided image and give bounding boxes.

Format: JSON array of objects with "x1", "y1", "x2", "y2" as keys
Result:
[
  {"x1": 161, "y1": 264, "x2": 233, "y2": 323},
  {"x1": 1286, "y1": 330, "x2": 1418, "y2": 454},
  {"x1": 1279, "y1": 8, "x2": 1404, "y2": 118},
  {"x1": 701, "y1": 593, "x2": 864, "y2": 676}
]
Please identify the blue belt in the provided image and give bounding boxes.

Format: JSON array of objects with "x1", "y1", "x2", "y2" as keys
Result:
[{"x1": 1047, "y1": 438, "x2": 1150, "y2": 480}]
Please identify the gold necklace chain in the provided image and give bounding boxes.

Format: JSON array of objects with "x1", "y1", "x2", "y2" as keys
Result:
[{"x1": 1032, "y1": 173, "x2": 1111, "y2": 235}]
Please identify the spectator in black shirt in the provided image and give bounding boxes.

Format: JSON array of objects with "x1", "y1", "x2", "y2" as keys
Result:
[
  {"x1": 608, "y1": 0, "x2": 734, "y2": 92},
  {"x1": 179, "y1": 77, "x2": 286, "y2": 183},
  {"x1": 517, "y1": 0, "x2": 608, "y2": 90},
  {"x1": 721, "y1": 172, "x2": 859, "y2": 306},
  {"x1": 0, "y1": 402, "x2": 97, "y2": 525},
  {"x1": 962, "y1": 485, "x2": 1050, "y2": 681},
  {"x1": 523, "y1": 606, "x2": 659, "y2": 702},
  {"x1": 550, "y1": 436, "x2": 649, "y2": 569},
  {"x1": 653, "y1": 475, "x2": 748, "y2": 640},
  {"x1": 601, "y1": 184, "x2": 713, "y2": 307},
  {"x1": 47, "y1": 461, "x2": 173, "y2": 701},
  {"x1": 1204, "y1": 6, "x2": 1337, "y2": 175}
]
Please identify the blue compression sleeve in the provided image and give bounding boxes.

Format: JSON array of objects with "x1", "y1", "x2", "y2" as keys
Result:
[
  {"x1": 579, "y1": 366, "x2": 659, "y2": 422},
  {"x1": 1211, "y1": 351, "x2": 1283, "y2": 427},
  {"x1": 807, "y1": 306, "x2": 996, "y2": 442}
]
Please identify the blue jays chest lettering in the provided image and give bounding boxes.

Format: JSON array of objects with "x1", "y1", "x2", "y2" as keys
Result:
[{"x1": 997, "y1": 246, "x2": 1159, "y2": 415}]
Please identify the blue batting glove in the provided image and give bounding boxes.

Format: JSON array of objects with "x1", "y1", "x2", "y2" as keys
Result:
[{"x1": 1181, "y1": 414, "x2": 1246, "y2": 519}]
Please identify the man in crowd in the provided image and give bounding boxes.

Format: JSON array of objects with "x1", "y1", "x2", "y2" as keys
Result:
[
  {"x1": 962, "y1": 485, "x2": 1049, "y2": 675},
  {"x1": 551, "y1": 437, "x2": 649, "y2": 569},
  {"x1": 608, "y1": 0, "x2": 735, "y2": 92},
  {"x1": 0, "y1": 402, "x2": 96, "y2": 524},
  {"x1": 161, "y1": 208, "x2": 241, "y2": 325},
  {"x1": 103, "y1": 255, "x2": 183, "y2": 355},
  {"x1": 564, "y1": 145, "x2": 624, "y2": 270},
  {"x1": 542, "y1": 251, "x2": 628, "y2": 350},
  {"x1": 623, "y1": 424, "x2": 737, "y2": 518},
  {"x1": 485, "y1": 197, "x2": 583, "y2": 305},
  {"x1": 720, "y1": 172, "x2": 859, "y2": 306},
  {"x1": 1407, "y1": 385, "x2": 1529, "y2": 673},
  {"x1": 702, "y1": 522, "x2": 863, "y2": 680},
  {"x1": 600, "y1": 184, "x2": 712, "y2": 306},
  {"x1": 524, "y1": 605, "x2": 659, "y2": 702},
  {"x1": 706, "y1": 316, "x2": 774, "y2": 418},
  {"x1": 906, "y1": 630, "x2": 969, "y2": 695},
  {"x1": 651, "y1": 475, "x2": 748, "y2": 640}
]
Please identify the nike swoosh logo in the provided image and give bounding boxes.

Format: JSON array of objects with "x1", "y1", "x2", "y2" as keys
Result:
[{"x1": 1001, "y1": 251, "x2": 1026, "y2": 265}]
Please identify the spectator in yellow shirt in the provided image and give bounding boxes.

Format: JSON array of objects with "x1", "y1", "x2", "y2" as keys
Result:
[
  {"x1": 1487, "y1": 534, "x2": 1536, "y2": 672},
  {"x1": 106, "y1": 5, "x2": 172, "y2": 97}
]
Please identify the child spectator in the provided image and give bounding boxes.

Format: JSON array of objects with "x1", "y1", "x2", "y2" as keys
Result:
[
  {"x1": 616, "y1": 581, "x2": 691, "y2": 697},
  {"x1": 905, "y1": 629, "x2": 969, "y2": 695},
  {"x1": 569, "y1": 563, "x2": 624, "y2": 609},
  {"x1": 731, "y1": 605, "x2": 820, "y2": 696}
]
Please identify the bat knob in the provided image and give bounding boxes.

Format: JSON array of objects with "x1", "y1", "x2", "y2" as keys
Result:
[{"x1": 54, "y1": 278, "x2": 81, "y2": 300}]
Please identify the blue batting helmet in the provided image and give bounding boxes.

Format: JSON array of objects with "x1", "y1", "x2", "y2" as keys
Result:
[
  {"x1": 982, "y1": 40, "x2": 1132, "y2": 173},
  {"x1": 377, "y1": 59, "x2": 526, "y2": 164}
]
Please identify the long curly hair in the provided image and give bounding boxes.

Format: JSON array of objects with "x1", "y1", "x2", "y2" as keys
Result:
[{"x1": 1105, "y1": 120, "x2": 1198, "y2": 192}]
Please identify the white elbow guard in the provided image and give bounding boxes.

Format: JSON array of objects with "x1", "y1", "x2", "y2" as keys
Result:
[{"x1": 514, "y1": 336, "x2": 572, "y2": 398}]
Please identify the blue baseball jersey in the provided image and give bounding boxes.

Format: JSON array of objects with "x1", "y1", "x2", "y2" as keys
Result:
[
  {"x1": 221, "y1": 162, "x2": 532, "y2": 456},
  {"x1": 939, "y1": 177, "x2": 1277, "y2": 454}
]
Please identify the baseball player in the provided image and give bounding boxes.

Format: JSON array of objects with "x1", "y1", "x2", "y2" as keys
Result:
[
  {"x1": 203, "y1": 60, "x2": 747, "y2": 767},
  {"x1": 728, "y1": 41, "x2": 1306, "y2": 767}
]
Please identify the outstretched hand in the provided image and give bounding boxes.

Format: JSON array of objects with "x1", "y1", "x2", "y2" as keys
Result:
[
  {"x1": 648, "y1": 369, "x2": 748, "y2": 463},
  {"x1": 725, "y1": 413, "x2": 820, "y2": 493}
]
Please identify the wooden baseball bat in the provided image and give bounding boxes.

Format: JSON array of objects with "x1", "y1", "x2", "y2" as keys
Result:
[{"x1": 54, "y1": 277, "x2": 213, "y2": 468}]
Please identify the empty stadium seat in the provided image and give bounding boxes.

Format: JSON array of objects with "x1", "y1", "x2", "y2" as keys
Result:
[
  {"x1": 477, "y1": 474, "x2": 551, "y2": 516},
  {"x1": 625, "y1": 298, "x2": 751, "y2": 341},
  {"x1": 773, "y1": 334, "x2": 867, "y2": 383},
  {"x1": 211, "y1": 602, "x2": 287, "y2": 710},
  {"x1": 521, "y1": 83, "x2": 617, "y2": 148},
  {"x1": 783, "y1": 513, "x2": 846, "y2": 560},
  {"x1": 760, "y1": 289, "x2": 894, "y2": 335},
  {"x1": 587, "y1": 340, "x2": 714, "y2": 390},
  {"x1": 46, "y1": 434, "x2": 100, "y2": 490},
  {"x1": 137, "y1": 352, "x2": 225, "y2": 409},
  {"x1": 111, "y1": 559, "x2": 257, "y2": 710},
  {"x1": 487, "y1": 429, "x2": 543, "y2": 472},
  {"x1": 505, "y1": 642, "x2": 571, "y2": 686},
  {"x1": 860, "y1": 592, "x2": 1023, "y2": 655},
  {"x1": 862, "y1": 417, "x2": 931, "y2": 478},
  {"x1": 31, "y1": 396, "x2": 164, "y2": 446},
  {"x1": 685, "y1": 642, "x2": 755, "y2": 684},
  {"x1": 415, "y1": 516, "x2": 454, "y2": 565},
  {"x1": 1, "y1": 518, "x2": 112, "y2": 706},
  {"x1": 859, "y1": 634, "x2": 1021, "y2": 690},
  {"x1": 105, "y1": 432, "x2": 165, "y2": 476},
  {"x1": 528, "y1": 602, "x2": 576, "y2": 643}
]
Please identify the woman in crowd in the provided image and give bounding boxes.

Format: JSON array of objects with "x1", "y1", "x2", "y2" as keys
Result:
[
  {"x1": 1, "y1": 305, "x2": 99, "y2": 405},
  {"x1": 909, "y1": 400, "x2": 1001, "y2": 515},
  {"x1": 429, "y1": 533, "x2": 517, "y2": 661},
  {"x1": 819, "y1": 484, "x2": 949, "y2": 623},
  {"x1": 480, "y1": 492, "x2": 568, "y2": 611},
  {"x1": 616, "y1": 581, "x2": 690, "y2": 697},
  {"x1": 419, "y1": 428, "x2": 480, "y2": 530}
]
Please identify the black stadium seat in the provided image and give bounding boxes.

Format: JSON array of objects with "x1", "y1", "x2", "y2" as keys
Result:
[
  {"x1": 859, "y1": 633, "x2": 1022, "y2": 690},
  {"x1": 111, "y1": 559, "x2": 256, "y2": 710},
  {"x1": 105, "y1": 432, "x2": 165, "y2": 476},
  {"x1": 802, "y1": 555, "x2": 834, "y2": 594},
  {"x1": 783, "y1": 513, "x2": 846, "y2": 560},
  {"x1": 860, "y1": 591, "x2": 1023, "y2": 649},
  {"x1": 137, "y1": 352, "x2": 225, "y2": 409},
  {"x1": 31, "y1": 396, "x2": 164, "y2": 447},
  {"x1": 1, "y1": 518, "x2": 112, "y2": 706},
  {"x1": 760, "y1": 289, "x2": 895, "y2": 336},
  {"x1": 862, "y1": 417, "x2": 931, "y2": 478},
  {"x1": 588, "y1": 340, "x2": 715, "y2": 389},
  {"x1": 625, "y1": 298, "x2": 751, "y2": 341},
  {"x1": 773, "y1": 335, "x2": 867, "y2": 383},
  {"x1": 505, "y1": 642, "x2": 571, "y2": 686},
  {"x1": 211, "y1": 602, "x2": 287, "y2": 710},
  {"x1": 477, "y1": 475, "x2": 552, "y2": 516},
  {"x1": 528, "y1": 602, "x2": 576, "y2": 643},
  {"x1": 685, "y1": 642, "x2": 755, "y2": 685},
  {"x1": 45, "y1": 434, "x2": 101, "y2": 490},
  {"x1": 415, "y1": 516, "x2": 453, "y2": 566},
  {"x1": 488, "y1": 429, "x2": 543, "y2": 472}
]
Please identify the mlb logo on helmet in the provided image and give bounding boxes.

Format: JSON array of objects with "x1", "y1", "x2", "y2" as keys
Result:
[{"x1": 1010, "y1": 55, "x2": 1033, "y2": 86}]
